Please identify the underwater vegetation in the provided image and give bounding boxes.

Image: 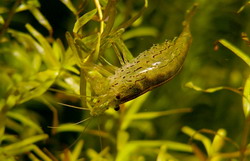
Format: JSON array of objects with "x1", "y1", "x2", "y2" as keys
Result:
[{"x1": 0, "y1": 0, "x2": 250, "y2": 160}]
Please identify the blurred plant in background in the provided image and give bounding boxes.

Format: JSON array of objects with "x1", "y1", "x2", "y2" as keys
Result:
[{"x1": 0, "y1": 0, "x2": 250, "y2": 161}]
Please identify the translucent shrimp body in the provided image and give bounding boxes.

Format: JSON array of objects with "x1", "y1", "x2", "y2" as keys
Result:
[{"x1": 89, "y1": 5, "x2": 197, "y2": 116}]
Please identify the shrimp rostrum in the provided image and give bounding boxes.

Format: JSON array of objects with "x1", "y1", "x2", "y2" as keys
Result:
[{"x1": 65, "y1": 4, "x2": 197, "y2": 117}]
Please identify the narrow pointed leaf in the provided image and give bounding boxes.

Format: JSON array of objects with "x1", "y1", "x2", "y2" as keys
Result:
[
  {"x1": 73, "y1": 9, "x2": 97, "y2": 33},
  {"x1": 219, "y1": 39, "x2": 250, "y2": 67}
]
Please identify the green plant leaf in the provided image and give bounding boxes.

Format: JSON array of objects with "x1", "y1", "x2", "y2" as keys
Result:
[
  {"x1": 115, "y1": 0, "x2": 148, "y2": 30},
  {"x1": 121, "y1": 92, "x2": 150, "y2": 130},
  {"x1": 18, "y1": 69, "x2": 59, "y2": 104},
  {"x1": 219, "y1": 39, "x2": 250, "y2": 67},
  {"x1": 237, "y1": 1, "x2": 250, "y2": 13},
  {"x1": 185, "y1": 82, "x2": 242, "y2": 95},
  {"x1": 1, "y1": 134, "x2": 48, "y2": 152},
  {"x1": 73, "y1": 9, "x2": 97, "y2": 33},
  {"x1": 26, "y1": 24, "x2": 59, "y2": 68},
  {"x1": 71, "y1": 140, "x2": 84, "y2": 161},
  {"x1": 182, "y1": 126, "x2": 212, "y2": 156},
  {"x1": 116, "y1": 140, "x2": 192, "y2": 161},
  {"x1": 243, "y1": 75, "x2": 250, "y2": 117},
  {"x1": 60, "y1": 0, "x2": 78, "y2": 16},
  {"x1": 29, "y1": 7, "x2": 53, "y2": 36},
  {"x1": 211, "y1": 129, "x2": 227, "y2": 154},
  {"x1": 131, "y1": 108, "x2": 192, "y2": 120},
  {"x1": 122, "y1": 27, "x2": 158, "y2": 40},
  {"x1": 7, "y1": 111, "x2": 43, "y2": 134}
]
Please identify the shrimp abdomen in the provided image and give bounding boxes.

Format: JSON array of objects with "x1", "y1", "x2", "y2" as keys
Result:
[{"x1": 108, "y1": 5, "x2": 197, "y2": 104}]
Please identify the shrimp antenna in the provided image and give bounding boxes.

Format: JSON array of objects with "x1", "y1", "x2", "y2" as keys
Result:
[
  {"x1": 47, "y1": 117, "x2": 93, "y2": 151},
  {"x1": 47, "y1": 116, "x2": 92, "y2": 128},
  {"x1": 57, "y1": 102, "x2": 90, "y2": 111},
  {"x1": 73, "y1": 116, "x2": 92, "y2": 125},
  {"x1": 65, "y1": 117, "x2": 93, "y2": 150},
  {"x1": 48, "y1": 88, "x2": 97, "y2": 98},
  {"x1": 96, "y1": 116, "x2": 103, "y2": 151}
]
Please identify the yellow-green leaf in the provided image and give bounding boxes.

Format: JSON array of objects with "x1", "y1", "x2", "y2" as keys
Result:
[
  {"x1": 60, "y1": 0, "x2": 77, "y2": 16},
  {"x1": 243, "y1": 75, "x2": 250, "y2": 117},
  {"x1": 219, "y1": 39, "x2": 250, "y2": 67},
  {"x1": 7, "y1": 112, "x2": 43, "y2": 134},
  {"x1": 122, "y1": 27, "x2": 158, "y2": 40},
  {"x1": 185, "y1": 82, "x2": 242, "y2": 95},
  {"x1": 29, "y1": 8, "x2": 53, "y2": 36},
  {"x1": 73, "y1": 9, "x2": 97, "y2": 33},
  {"x1": 131, "y1": 108, "x2": 191, "y2": 120}
]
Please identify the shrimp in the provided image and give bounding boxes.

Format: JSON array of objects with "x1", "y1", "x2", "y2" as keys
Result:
[{"x1": 85, "y1": 4, "x2": 198, "y2": 116}]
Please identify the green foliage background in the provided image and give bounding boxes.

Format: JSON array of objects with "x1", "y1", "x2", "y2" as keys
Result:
[{"x1": 1, "y1": 0, "x2": 250, "y2": 160}]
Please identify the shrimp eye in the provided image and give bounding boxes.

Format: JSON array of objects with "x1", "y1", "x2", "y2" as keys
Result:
[
  {"x1": 114, "y1": 106, "x2": 120, "y2": 111},
  {"x1": 116, "y1": 94, "x2": 121, "y2": 100}
]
